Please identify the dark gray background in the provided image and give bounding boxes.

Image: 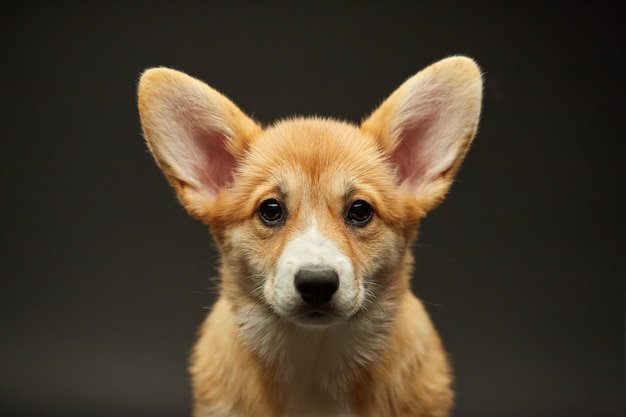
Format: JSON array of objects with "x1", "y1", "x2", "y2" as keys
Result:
[{"x1": 1, "y1": 2, "x2": 624, "y2": 416}]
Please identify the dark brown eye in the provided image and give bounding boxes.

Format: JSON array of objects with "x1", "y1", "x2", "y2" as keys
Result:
[
  {"x1": 347, "y1": 200, "x2": 373, "y2": 225},
  {"x1": 259, "y1": 199, "x2": 284, "y2": 225}
]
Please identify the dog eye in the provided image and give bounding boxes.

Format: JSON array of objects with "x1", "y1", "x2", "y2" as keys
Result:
[
  {"x1": 346, "y1": 200, "x2": 373, "y2": 225},
  {"x1": 259, "y1": 199, "x2": 284, "y2": 225}
]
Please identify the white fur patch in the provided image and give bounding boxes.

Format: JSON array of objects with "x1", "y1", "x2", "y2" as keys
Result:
[{"x1": 265, "y1": 222, "x2": 360, "y2": 320}]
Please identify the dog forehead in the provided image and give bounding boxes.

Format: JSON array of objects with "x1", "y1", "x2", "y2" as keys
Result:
[{"x1": 242, "y1": 117, "x2": 386, "y2": 181}]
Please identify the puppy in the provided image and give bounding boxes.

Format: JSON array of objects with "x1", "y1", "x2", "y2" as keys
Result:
[{"x1": 137, "y1": 56, "x2": 482, "y2": 417}]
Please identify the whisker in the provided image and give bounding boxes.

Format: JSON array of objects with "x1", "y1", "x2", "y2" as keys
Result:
[
  {"x1": 361, "y1": 285, "x2": 391, "y2": 325},
  {"x1": 420, "y1": 299, "x2": 445, "y2": 308}
]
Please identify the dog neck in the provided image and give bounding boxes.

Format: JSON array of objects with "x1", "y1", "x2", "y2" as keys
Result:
[{"x1": 235, "y1": 302, "x2": 393, "y2": 416}]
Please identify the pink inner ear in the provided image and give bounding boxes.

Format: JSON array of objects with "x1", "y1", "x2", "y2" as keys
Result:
[
  {"x1": 390, "y1": 118, "x2": 436, "y2": 190},
  {"x1": 186, "y1": 124, "x2": 237, "y2": 199}
]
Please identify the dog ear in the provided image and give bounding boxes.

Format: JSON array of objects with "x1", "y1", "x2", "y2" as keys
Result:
[
  {"x1": 138, "y1": 68, "x2": 261, "y2": 219},
  {"x1": 361, "y1": 56, "x2": 482, "y2": 213}
]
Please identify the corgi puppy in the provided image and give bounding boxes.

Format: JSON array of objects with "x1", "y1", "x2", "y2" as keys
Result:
[{"x1": 137, "y1": 56, "x2": 482, "y2": 417}]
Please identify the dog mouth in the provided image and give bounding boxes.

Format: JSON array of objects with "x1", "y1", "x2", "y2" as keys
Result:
[{"x1": 289, "y1": 306, "x2": 350, "y2": 327}]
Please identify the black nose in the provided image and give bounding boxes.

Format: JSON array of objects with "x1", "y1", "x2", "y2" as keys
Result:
[{"x1": 294, "y1": 266, "x2": 339, "y2": 306}]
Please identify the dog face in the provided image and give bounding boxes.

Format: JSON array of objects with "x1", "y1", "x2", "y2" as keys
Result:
[
  {"x1": 213, "y1": 118, "x2": 415, "y2": 327},
  {"x1": 137, "y1": 56, "x2": 482, "y2": 329}
]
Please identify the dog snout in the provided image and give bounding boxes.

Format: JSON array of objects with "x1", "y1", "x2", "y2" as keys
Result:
[{"x1": 294, "y1": 266, "x2": 339, "y2": 306}]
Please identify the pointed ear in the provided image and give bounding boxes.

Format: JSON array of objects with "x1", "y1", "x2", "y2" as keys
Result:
[
  {"x1": 361, "y1": 56, "x2": 483, "y2": 213},
  {"x1": 137, "y1": 67, "x2": 261, "y2": 219}
]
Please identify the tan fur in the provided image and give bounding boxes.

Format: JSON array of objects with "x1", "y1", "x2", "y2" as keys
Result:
[{"x1": 137, "y1": 56, "x2": 482, "y2": 417}]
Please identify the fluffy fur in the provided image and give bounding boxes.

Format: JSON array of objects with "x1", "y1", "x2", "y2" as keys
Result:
[{"x1": 137, "y1": 56, "x2": 482, "y2": 417}]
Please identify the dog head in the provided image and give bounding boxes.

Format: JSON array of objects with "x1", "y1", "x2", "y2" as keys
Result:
[{"x1": 138, "y1": 57, "x2": 482, "y2": 328}]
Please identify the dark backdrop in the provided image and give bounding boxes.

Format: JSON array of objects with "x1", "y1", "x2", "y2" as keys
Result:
[{"x1": 1, "y1": 2, "x2": 624, "y2": 416}]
